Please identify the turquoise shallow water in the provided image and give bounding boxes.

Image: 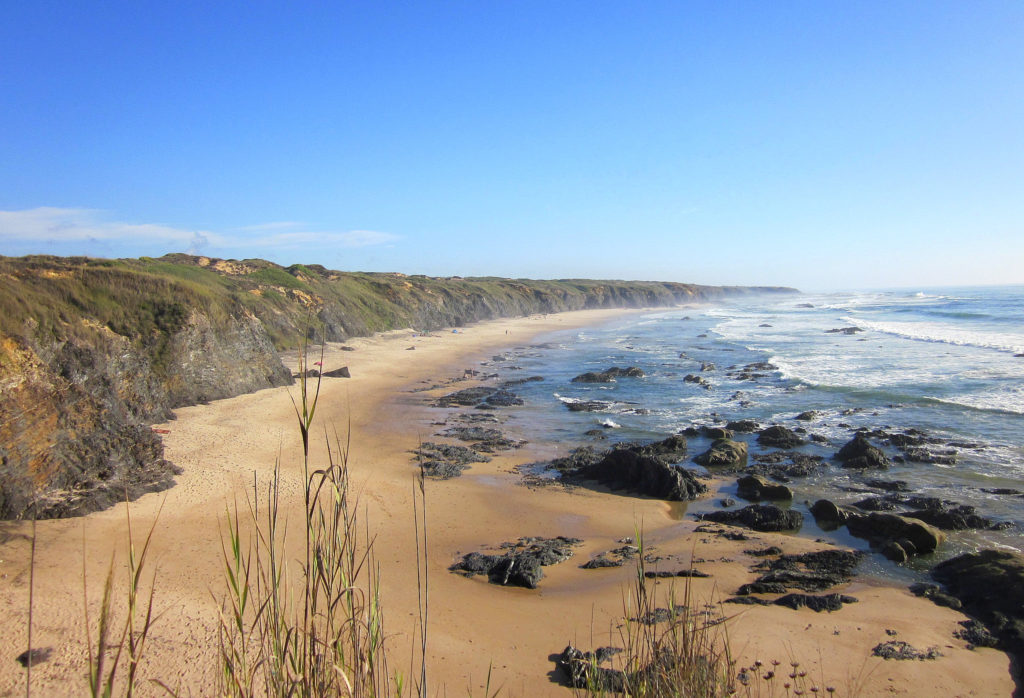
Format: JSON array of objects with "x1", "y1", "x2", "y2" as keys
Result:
[{"x1": 485, "y1": 286, "x2": 1024, "y2": 579}]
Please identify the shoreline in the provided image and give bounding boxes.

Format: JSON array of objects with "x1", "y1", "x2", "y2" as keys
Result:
[{"x1": 0, "y1": 306, "x2": 1015, "y2": 696}]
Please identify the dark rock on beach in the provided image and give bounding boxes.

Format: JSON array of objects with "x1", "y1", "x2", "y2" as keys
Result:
[
  {"x1": 726, "y1": 419, "x2": 760, "y2": 433},
  {"x1": 932, "y1": 550, "x2": 1024, "y2": 669},
  {"x1": 826, "y1": 327, "x2": 863, "y2": 335},
  {"x1": 574, "y1": 443, "x2": 706, "y2": 501},
  {"x1": 872, "y1": 641, "x2": 942, "y2": 660},
  {"x1": 700, "y1": 504, "x2": 803, "y2": 532},
  {"x1": 450, "y1": 536, "x2": 582, "y2": 589},
  {"x1": 774, "y1": 593, "x2": 858, "y2": 612},
  {"x1": 413, "y1": 442, "x2": 490, "y2": 479},
  {"x1": 433, "y1": 386, "x2": 523, "y2": 408},
  {"x1": 683, "y1": 374, "x2": 712, "y2": 389}
]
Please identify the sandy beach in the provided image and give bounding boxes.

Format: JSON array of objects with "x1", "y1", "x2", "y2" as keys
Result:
[{"x1": 0, "y1": 308, "x2": 1014, "y2": 697}]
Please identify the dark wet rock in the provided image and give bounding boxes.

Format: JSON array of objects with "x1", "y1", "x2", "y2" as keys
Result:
[
  {"x1": 693, "y1": 439, "x2": 748, "y2": 468},
  {"x1": 629, "y1": 434, "x2": 690, "y2": 460},
  {"x1": 321, "y1": 365, "x2": 351, "y2": 378},
  {"x1": 485, "y1": 389, "x2": 524, "y2": 407},
  {"x1": 750, "y1": 451, "x2": 824, "y2": 479},
  {"x1": 902, "y1": 447, "x2": 958, "y2": 465},
  {"x1": 872, "y1": 641, "x2": 942, "y2": 660},
  {"x1": 700, "y1": 504, "x2": 803, "y2": 532},
  {"x1": 907, "y1": 582, "x2": 962, "y2": 608},
  {"x1": 794, "y1": 410, "x2": 821, "y2": 421},
  {"x1": 434, "y1": 386, "x2": 497, "y2": 407},
  {"x1": 726, "y1": 419, "x2": 760, "y2": 433},
  {"x1": 846, "y1": 512, "x2": 945, "y2": 555},
  {"x1": 700, "y1": 425, "x2": 733, "y2": 440},
  {"x1": 737, "y1": 581, "x2": 788, "y2": 595},
  {"x1": 932, "y1": 550, "x2": 1024, "y2": 668},
  {"x1": 719, "y1": 497, "x2": 736, "y2": 507},
  {"x1": 903, "y1": 504, "x2": 992, "y2": 531},
  {"x1": 751, "y1": 550, "x2": 863, "y2": 592},
  {"x1": 645, "y1": 568, "x2": 710, "y2": 579},
  {"x1": 745, "y1": 546, "x2": 783, "y2": 557},
  {"x1": 574, "y1": 447, "x2": 706, "y2": 501},
  {"x1": 851, "y1": 496, "x2": 902, "y2": 512},
  {"x1": 450, "y1": 536, "x2": 582, "y2": 588},
  {"x1": 571, "y1": 366, "x2": 645, "y2": 383},
  {"x1": 983, "y1": 488, "x2": 1023, "y2": 496},
  {"x1": 774, "y1": 593, "x2": 858, "y2": 612},
  {"x1": 736, "y1": 475, "x2": 793, "y2": 501},
  {"x1": 500, "y1": 375, "x2": 544, "y2": 388},
  {"x1": 546, "y1": 446, "x2": 602, "y2": 474},
  {"x1": 440, "y1": 425, "x2": 522, "y2": 453},
  {"x1": 866, "y1": 478, "x2": 910, "y2": 492},
  {"x1": 564, "y1": 400, "x2": 613, "y2": 412},
  {"x1": 700, "y1": 362, "x2": 716, "y2": 372},
  {"x1": 725, "y1": 596, "x2": 772, "y2": 605},
  {"x1": 413, "y1": 442, "x2": 490, "y2": 479},
  {"x1": 835, "y1": 434, "x2": 890, "y2": 469},
  {"x1": 340, "y1": 345, "x2": 356, "y2": 351},
  {"x1": 557, "y1": 643, "x2": 683, "y2": 691},
  {"x1": 581, "y1": 545, "x2": 639, "y2": 569},
  {"x1": 955, "y1": 620, "x2": 1000, "y2": 649},
  {"x1": 759, "y1": 323, "x2": 773, "y2": 327},
  {"x1": 757, "y1": 425, "x2": 806, "y2": 449},
  {"x1": 683, "y1": 374, "x2": 712, "y2": 389},
  {"x1": 632, "y1": 605, "x2": 691, "y2": 625},
  {"x1": 826, "y1": 327, "x2": 863, "y2": 335},
  {"x1": 811, "y1": 501, "x2": 945, "y2": 558}
]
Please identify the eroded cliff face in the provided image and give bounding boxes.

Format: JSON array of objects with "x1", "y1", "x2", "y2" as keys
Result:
[{"x1": 0, "y1": 254, "x2": 797, "y2": 519}]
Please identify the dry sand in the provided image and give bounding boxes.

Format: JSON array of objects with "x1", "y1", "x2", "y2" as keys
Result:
[{"x1": 0, "y1": 308, "x2": 1014, "y2": 696}]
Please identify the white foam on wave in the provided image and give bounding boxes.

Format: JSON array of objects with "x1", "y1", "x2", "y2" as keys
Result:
[
  {"x1": 928, "y1": 386, "x2": 1024, "y2": 416},
  {"x1": 844, "y1": 317, "x2": 1024, "y2": 354}
]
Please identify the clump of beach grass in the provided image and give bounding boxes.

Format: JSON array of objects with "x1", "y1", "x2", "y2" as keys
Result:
[
  {"x1": 572, "y1": 530, "x2": 856, "y2": 698},
  {"x1": 217, "y1": 330, "x2": 417, "y2": 697}
]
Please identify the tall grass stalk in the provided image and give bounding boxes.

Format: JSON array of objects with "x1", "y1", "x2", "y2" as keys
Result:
[
  {"x1": 82, "y1": 497, "x2": 163, "y2": 698},
  {"x1": 218, "y1": 330, "x2": 400, "y2": 697}
]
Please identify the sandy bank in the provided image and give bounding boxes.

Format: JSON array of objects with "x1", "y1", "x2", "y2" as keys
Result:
[{"x1": 0, "y1": 307, "x2": 1014, "y2": 696}]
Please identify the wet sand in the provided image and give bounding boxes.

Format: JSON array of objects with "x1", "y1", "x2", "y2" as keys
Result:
[{"x1": 0, "y1": 308, "x2": 1014, "y2": 696}]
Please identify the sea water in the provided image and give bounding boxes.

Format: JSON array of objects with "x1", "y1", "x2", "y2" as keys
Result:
[{"x1": 487, "y1": 286, "x2": 1024, "y2": 579}]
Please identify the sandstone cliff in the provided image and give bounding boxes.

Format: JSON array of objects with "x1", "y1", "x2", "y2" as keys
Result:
[{"x1": 0, "y1": 254, "x2": 796, "y2": 519}]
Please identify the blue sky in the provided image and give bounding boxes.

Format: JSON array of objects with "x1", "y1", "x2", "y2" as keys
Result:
[{"x1": 1, "y1": 2, "x2": 1022, "y2": 290}]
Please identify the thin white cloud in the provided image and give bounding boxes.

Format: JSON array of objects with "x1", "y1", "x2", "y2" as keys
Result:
[{"x1": 0, "y1": 207, "x2": 400, "y2": 253}]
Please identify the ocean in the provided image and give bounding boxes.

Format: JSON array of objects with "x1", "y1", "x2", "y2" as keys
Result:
[{"x1": 488, "y1": 285, "x2": 1024, "y2": 580}]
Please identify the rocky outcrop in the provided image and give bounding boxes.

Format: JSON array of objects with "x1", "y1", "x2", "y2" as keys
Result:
[
  {"x1": 572, "y1": 438, "x2": 706, "y2": 501},
  {"x1": 571, "y1": 366, "x2": 645, "y2": 383},
  {"x1": 700, "y1": 504, "x2": 803, "y2": 532},
  {"x1": 757, "y1": 425, "x2": 806, "y2": 449},
  {"x1": 693, "y1": 439, "x2": 748, "y2": 468},
  {"x1": 736, "y1": 475, "x2": 793, "y2": 501},
  {"x1": 450, "y1": 536, "x2": 582, "y2": 588},
  {"x1": 835, "y1": 434, "x2": 890, "y2": 469},
  {"x1": 932, "y1": 550, "x2": 1024, "y2": 673},
  {"x1": 810, "y1": 499, "x2": 945, "y2": 560}
]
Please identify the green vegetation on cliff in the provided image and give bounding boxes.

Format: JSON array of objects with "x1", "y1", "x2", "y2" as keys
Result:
[{"x1": 0, "y1": 253, "x2": 796, "y2": 520}]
